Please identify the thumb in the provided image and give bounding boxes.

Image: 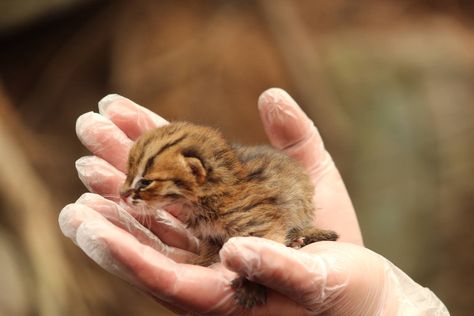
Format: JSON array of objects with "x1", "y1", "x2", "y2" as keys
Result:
[
  {"x1": 258, "y1": 87, "x2": 330, "y2": 175},
  {"x1": 220, "y1": 237, "x2": 352, "y2": 314}
]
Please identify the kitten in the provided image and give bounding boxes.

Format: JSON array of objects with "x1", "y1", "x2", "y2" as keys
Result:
[{"x1": 120, "y1": 122, "x2": 338, "y2": 309}]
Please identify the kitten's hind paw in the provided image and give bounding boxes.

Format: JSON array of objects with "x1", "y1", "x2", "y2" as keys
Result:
[
  {"x1": 287, "y1": 227, "x2": 339, "y2": 248},
  {"x1": 231, "y1": 276, "x2": 267, "y2": 309},
  {"x1": 303, "y1": 228, "x2": 339, "y2": 244}
]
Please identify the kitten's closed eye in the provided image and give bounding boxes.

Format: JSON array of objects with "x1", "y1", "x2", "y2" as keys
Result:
[
  {"x1": 136, "y1": 179, "x2": 153, "y2": 190},
  {"x1": 165, "y1": 193, "x2": 182, "y2": 199}
]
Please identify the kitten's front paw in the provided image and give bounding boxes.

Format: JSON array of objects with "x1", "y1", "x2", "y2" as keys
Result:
[{"x1": 231, "y1": 276, "x2": 267, "y2": 309}]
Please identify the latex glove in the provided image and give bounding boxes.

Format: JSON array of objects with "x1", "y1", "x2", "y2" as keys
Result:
[{"x1": 59, "y1": 89, "x2": 448, "y2": 315}]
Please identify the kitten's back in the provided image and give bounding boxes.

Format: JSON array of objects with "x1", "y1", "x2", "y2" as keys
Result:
[{"x1": 232, "y1": 144, "x2": 315, "y2": 228}]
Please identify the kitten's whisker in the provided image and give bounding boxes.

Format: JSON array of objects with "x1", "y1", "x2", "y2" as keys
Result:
[
  {"x1": 131, "y1": 203, "x2": 152, "y2": 231},
  {"x1": 136, "y1": 206, "x2": 145, "y2": 226},
  {"x1": 112, "y1": 202, "x2": 134, "y2": 233},
  {"x1": 145, "y1": 208, "x2": 153, "y2": 230},
  {"x1": 146, "y1": 214, "x2": 152, "y2": 231}
]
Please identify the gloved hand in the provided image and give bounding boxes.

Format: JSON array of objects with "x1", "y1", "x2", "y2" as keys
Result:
[{"x1": 59, "y1": 89, "x2": 448, "y2": 315}]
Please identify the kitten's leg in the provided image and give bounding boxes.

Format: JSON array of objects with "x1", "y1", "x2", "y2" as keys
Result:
[
  {"x1": 228, "y1": 226, "x2": 286, "y2": 308},
  {"x1": 189, "y1": 240, "x2": 221, "y2": 266},
  {"x1": 191, "y1": 241, "x2": 267, "y2": 308},
  {"x1": 287, "y1": 227, "x2": 338, "y2": 248},
  {"x1": 231, "y1": 276, "x2": 267, "y2": 309}
]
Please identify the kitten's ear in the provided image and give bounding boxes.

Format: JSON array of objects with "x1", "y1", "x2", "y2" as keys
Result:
[{"x1": 185, "y1": 157, "x2": 206, "y2": 184}]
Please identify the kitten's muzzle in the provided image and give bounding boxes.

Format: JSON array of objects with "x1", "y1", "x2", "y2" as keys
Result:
[
  {"x1": 119, "y1": 189, "x2": 133, "y2": 200},
  {"x1": 120, "y1": 189, "x2": 143, "y2": 205}
]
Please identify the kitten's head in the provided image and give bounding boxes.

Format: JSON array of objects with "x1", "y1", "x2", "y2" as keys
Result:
[{"x1": 119, "y1": 122, "x2": 236, "y2": 211}]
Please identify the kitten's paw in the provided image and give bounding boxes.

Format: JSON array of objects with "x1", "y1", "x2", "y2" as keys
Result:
[
  {"x1": 231, "y1": 276, "x2": 267, "y2": 309},
  {"x1": 289, "y1": 237, "x2": 305, "y2": 248},
  {"x1": 287, "y1": 228, "x2": 339, "y2": 248},
  {"x1": 303, "y1": 229, "x2": 339, "y2": 244}
]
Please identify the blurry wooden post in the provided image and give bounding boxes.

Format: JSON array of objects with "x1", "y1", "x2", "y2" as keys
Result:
[
  {"x1": 425, "y1": 73, "x2": 474, "y2": 314},
  {"x1": 258, "y1": 0, "x2": 353, "y2": 160},
  {"x1": 0, "y1": 85, "x2": 85, "y2": 316}
]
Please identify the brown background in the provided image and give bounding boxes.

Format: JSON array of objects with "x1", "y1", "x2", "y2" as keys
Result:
[{"x1": 0, "y1": 1, "x2": 473, "y2": 315}]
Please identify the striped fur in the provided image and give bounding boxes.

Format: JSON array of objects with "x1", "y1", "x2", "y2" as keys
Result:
[
  {"x1": 121, "y1": 122, "x2": 337, "y2": 262},
  {"x1": 120, "y1": 122, "x2": 338, "y2": 308}
]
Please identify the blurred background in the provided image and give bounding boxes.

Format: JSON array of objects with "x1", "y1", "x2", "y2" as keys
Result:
[{"x1": 0, "y1": 0, "x2": 473, "y2": 315}]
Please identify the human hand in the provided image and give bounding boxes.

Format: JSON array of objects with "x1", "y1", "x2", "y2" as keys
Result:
[
  {"x1": 220, "y1": 237, "x2": 449, "y2": 315},
  {"x1": 59, "y1": 89, "x2": 446, "y2": 315}
]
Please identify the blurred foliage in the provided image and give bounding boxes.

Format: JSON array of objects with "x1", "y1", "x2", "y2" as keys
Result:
[{"x1": 0, "y1": 0, "x2": 473, "y2": 315}]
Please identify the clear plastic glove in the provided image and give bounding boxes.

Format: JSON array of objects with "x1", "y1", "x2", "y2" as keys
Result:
[{"x1": 59, "y1": 89, "x2": 448, "y2": 315}]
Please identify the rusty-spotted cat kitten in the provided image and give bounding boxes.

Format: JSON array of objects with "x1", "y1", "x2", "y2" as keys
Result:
[{"x1": 120, "y1": 122, "x2": 338, "y2": 309}]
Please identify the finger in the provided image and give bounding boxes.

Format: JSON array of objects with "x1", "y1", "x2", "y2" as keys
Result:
[
  {"x1": 58, "y1": 203, "x2": 196, "y2": 315},
  {"x1": 258, "y1": 88, "x2": 331, "y2": 178},
  {"x1": 73, "y1": 218, "x2": 238, "y2": 315},
  {"x1": 65, "y1": 212, "x2": 184, "y2": 314},
  {"x1": 220, "y1": 237, "x2": 348, "y2": 314},
  {"x1": 61, "y1": 200, "x2": 194, "y2": 263},
  {"x1": 59, "y1": 202, "x2": 107, "y2": 244},
  {"x1": 60, "y1": 196, "x2": 194, "y2": 263},
  {"x1": 124, "y1": 205, "x2": 200, "y2": 254},
  {"x1": 98, "y1": 94, "x2": 168, "y2": 140},
  {"x1": 76, "y1": 112, "x2": 133, "y2": 172},
  {"x1": 75, "y1": 156, "x2": 125, "y2": 201},
  {"x1": 75, "y1": 193, "x2": 199, "y2": 255}
]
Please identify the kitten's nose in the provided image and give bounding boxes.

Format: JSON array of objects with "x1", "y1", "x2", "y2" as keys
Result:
[{"x1": 120, "y1": 189, "x2": 132, "y2": 200}]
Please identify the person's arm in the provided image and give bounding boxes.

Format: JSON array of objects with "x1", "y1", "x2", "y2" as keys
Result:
[{"x1": 59, "y1": 88, "x2": 448, "y2": 315}]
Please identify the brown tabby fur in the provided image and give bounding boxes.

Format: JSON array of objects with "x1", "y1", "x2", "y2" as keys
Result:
[{"x1": 120, "y1": 122, "x2": 338, "y2": 309}]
